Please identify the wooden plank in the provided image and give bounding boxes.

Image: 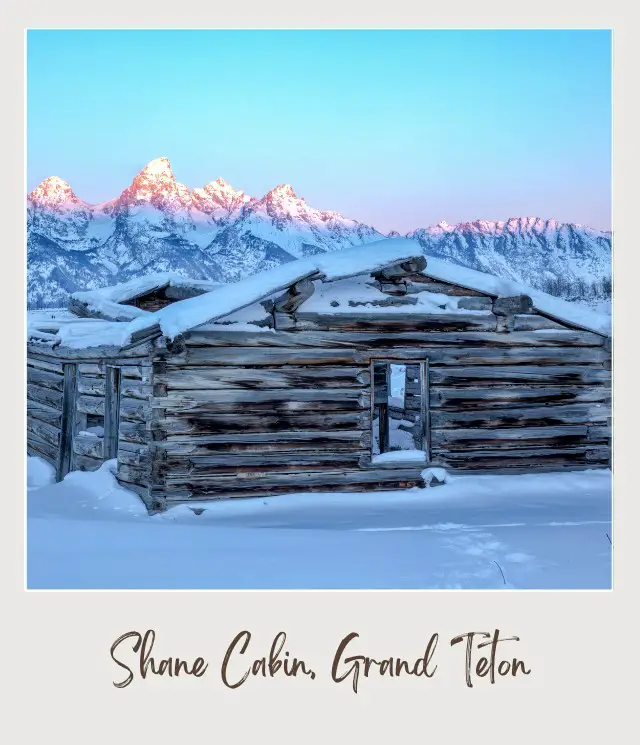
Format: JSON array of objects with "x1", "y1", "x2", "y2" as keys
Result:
[
  {"x1": 512, "y1": 314, "x2": 566, "y2": 331},
  {"x1": 183, "y1": 328, "x2": 604, "y2": 348},
  {"x1": 430, "y1": 446, "x2": 610, "y2": 470},
  {"x1": 155, "y1": 366, "x2": 370, "y2": 390},
  {"x1": 429, "y1": 366, "x2": 611, "y2": 386},
  {"x1": 27, "y1": 366, "x2": 64, "y2": 391},
  {"x1": 158, "y1": 437, "x2": 370, "y2": 456},
  {"x1": 160, "y1": 430, "x2": 370, "y2": 446},
  {"x1": 157, "y1": 389, "x2": 369, "y2": 415},
  {"x1": 430, "y1": 403, "x2": 609, "y2": 429},
  {"x1": 160, "y1": 467, "x2": 425, "y2": 490},
  {"x1": 165, "y1": 347, "x2": 361, "y2": 367},
  {"x1": 27, "y1": 383, "x2": 63, "y2": 409},
  {"x1": 154, "y1": 412, "x2": 370, "y2": 436},
  {"x1": 27, "y1": 416, "x2": 61, "y2": 447},
  {"x1": 27, "y1": 340, "x2": 154, "y2": 362},
  {"x1": 27, "y1": 356, "x2": 64, "y2": 373},
  {"x1": 27, "y1": 400, "x2": 62, "y2": 427},
  {"x1": 27, "y1": 435, "x2": 59, "y2": 464},
  {"x1": 429, "y1": 385, "x2": 611, "y2": 410},
  {"x1": 159, "y1": 452, "x2": 369, "y2": 475},
  {"x1": 431, "y1": 425, "x2": 590, "y2": 450},
  {"x1": 104, "y1": 366, "x2": 122, "y2": 460},
  {"x1": 290, "y1": 311, "x2": 498, "y2": 333},
  {"x1": 401, "y1": 276, "x2": 490, "y2": 297}
]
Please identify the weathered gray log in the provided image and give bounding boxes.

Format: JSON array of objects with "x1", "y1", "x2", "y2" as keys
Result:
[
  {"x1": 77, "y1": 363, "x2": 104, "y2": 375},
  {"x1": 158, "y1": 388, "x2": 368, "y2": 405},
  {"x1": 160, "y1": 451, "x2": 369, "y2": 474},
  {"x1": 270, "y1": 278, "x2": 316, "y2": 314},
  {"x1": 144, "y1": 476, "x2": 427, "y2": 506},
  {"x1": 430, "y1": 403, "x2": 609, "y2": 429},
  {"x1": 165, "y1": 347, "x2": 363, "y2": 367},
  {"x1": 57, "y1": 362, "x2": 78, "y2": 481},
  {"x1": 287, "y1": 311, "x2": 498, "y2": 333},
  {"x1": 27, "y1": 367, "x2": 64, "y2": 391},
  {"x1": 27, "y1": 340, "x2": 154, "y2": 361},
  {"x1": 429, "y1": 365, "x2": 611, "y2": 386},
  {"x1": 430, "y1": 425, "x2": 591, "y2": 450},
  {"x1": 157, "y1": 435, "x2": 371, "y2": 456},
  {"x1": 182, "y1": 328, "x2": 604, "y2": 348},
  {"x1": 27, "y1": 400, "x2": 63, "y2": 427},
  {"x1": 430, "y1": 446, "x2": 610, "y2": 469},
  {"x1": 27, "y1": 356, "x2": 64, "y2": 373},
  {"x1": 27, "y1": 383, "x2": 63, "y2": 409},
  {"x1": 492, "y1": 295, "x2": 534, "y2": 316},
  {"x1": 512, "y1": 314, "x2": 566, "y2": 331},
  {"x1": 159, "y1": 430, "x2": 370, "y2": 446},
  {"x1": 155, "y1": 365, "x2": 370, "y2": 391},
  {"x1": 27, "y1": 437, "x2": 59, "y2": 465},
  {"x1": 402, "y1": 276, "x2": 490, "y2": 297},
  {"x1": 373, "y1": 256, "x2": 427, "y2": 280},
  {"x1": 153, "y1": 412, "x2": 370, "y2": 436},
  {"x1": 27, "y1": 417, "x2": 61, "y2": 447},
  {"x1": 429, "y1": 385, "x2": 611, "y2": 410},
  {"x1": 161, "y1": 467, "x2": 425, "y2": 489}
]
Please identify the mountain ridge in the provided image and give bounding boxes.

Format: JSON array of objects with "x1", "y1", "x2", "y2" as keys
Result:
[{"x1": 27, "y1": 157, "x2": 612, "y2": 310}]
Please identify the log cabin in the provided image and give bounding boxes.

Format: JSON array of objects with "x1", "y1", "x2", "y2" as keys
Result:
[{"x1": 26, "y1": 239, "x2": 612, "y2": 513}]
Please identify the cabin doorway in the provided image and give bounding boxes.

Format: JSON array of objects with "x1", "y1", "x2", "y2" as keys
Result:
[{"x1": 371, "y1": 359, "x2": 429, "y2": 463}]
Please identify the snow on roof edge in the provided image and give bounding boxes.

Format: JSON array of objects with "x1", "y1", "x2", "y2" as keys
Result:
[
  {"x1": 124, "y1": 239, "x2": 425, "y2": 341},
  {"x1": 422, "y1": 256, "x2": 611, "y2": 337}
]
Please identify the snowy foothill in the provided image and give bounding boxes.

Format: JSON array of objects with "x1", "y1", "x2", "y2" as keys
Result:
[{"x1": 27, "y1": 457, "x2": 612, "y2": 590}]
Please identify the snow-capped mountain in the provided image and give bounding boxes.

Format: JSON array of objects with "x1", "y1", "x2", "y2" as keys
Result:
[
  {"x1": 409, "y1": 218, "x2": 612, "y2": 307},
  {"x1": 27, "y1": 157, "x2": 612, "y2": 309}
]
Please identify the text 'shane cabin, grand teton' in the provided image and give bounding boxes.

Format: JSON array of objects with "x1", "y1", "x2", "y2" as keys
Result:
[{"x1": 26, "y1": 239, "x2": 612, "y2": 513}]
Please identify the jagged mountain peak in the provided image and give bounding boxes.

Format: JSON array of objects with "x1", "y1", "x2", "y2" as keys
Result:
[
  {"x1": 267, "y1": 183, "x2": 298, "y2": 200},
  {"x1": 29, "y1": 176, "x2": 81, "y2": 206}
]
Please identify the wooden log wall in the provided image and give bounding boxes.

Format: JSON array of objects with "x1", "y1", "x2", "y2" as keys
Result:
[
  {"x1": 151, "y1": 269, "x2": 610, "y2": 507},
  {"x1": 27, "y1": 344, "x2": 155, "y2": 501},
  {"x1": 27, "y1": 353, "x2": 65, "y2": 467}
]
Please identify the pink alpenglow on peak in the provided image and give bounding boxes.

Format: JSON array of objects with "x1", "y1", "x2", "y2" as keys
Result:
[{"x1": 28, "y1": 176, "x2": 84, "y2": 208}]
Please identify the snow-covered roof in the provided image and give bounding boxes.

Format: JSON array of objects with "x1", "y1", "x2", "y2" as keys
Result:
[
  {"x1": 421, "y1": 257, "x2": 611, "y2": 337},
  {"x1": 28, "y1": 238, "x2": 611, "y2": 350},
  {"x1": 70, "y1": 273, "x2": 224, "y2": 322},
  {"x1": 124, "y1": 239, "x2": 424, "y2": 341}
]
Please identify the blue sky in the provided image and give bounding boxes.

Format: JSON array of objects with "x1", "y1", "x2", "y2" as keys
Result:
[{"x1": 27, "y1": 30, "x2": 612, "y2": 232}]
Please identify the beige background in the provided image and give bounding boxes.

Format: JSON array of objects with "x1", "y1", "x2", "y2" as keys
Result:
[{"x1": 2, "y1": 3, "x2": 635, "y2": 742}]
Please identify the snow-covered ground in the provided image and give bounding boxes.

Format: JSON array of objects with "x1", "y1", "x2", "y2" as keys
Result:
[{"x1": 26, "y1": 457, "x2": 612, "y2": 591}]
